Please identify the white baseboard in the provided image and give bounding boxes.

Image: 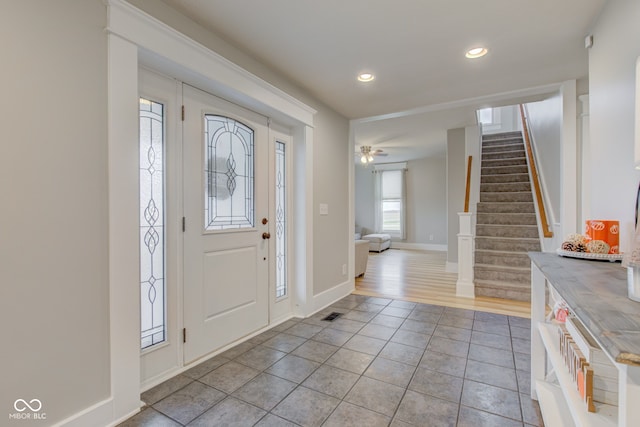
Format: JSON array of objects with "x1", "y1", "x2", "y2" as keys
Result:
[
  {"x1": 391, "y1": 242, "x2": 447, "y2": 251},
  {"x1": 107, "y1": 406, "x2": 143, "y2": 427},
  {"x1": 445, "y1": 261, "x2": 458, "y2": 273},
  {"x1": 311, "y1": 279, "x2": 354, "y2": 313},
  {"x1": 456, "y1": 279, "x2": 476, "y2": 298},
  {"x1": 52, "y1": 397, "x2": 118, "y2": 427}
]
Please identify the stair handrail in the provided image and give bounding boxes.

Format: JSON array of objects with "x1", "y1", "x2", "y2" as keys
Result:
[
  {"x1": 464, "y1": 155, "x2": 472, "y2": 213},
  {"x1": 519, "y1": 104, "x2": 553, "y2": 238}
]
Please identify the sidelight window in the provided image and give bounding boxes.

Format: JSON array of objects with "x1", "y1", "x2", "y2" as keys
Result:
[
  {"x1": 139, "y1": 97, "x2": 166, "y2": 349},
  {"x1": 275, "y1": 141, "x2": 287, "y2": 299}
]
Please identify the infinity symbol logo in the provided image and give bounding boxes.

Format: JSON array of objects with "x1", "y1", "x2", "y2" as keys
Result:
[{"x1": 14, "y1": 399, "x2": 42, "y2": 412}]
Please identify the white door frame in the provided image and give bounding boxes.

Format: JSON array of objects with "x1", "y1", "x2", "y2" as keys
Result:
[
  {"x1": 102, "y1": 1, "x2": 316, "y2": 425},
  {"x1": 182, "y1": 84, "x2": 271, "y2": 363},
  {"x1": 138, "y1": 68, "x2": 183, "y2": 388}
]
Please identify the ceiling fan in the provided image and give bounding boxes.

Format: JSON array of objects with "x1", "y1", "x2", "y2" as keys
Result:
[{"x1": 358, "y1": 145, "x2": 387, "y2": 164}]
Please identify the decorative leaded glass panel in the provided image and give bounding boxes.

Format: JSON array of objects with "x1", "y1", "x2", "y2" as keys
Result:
[
  {"x1": 275, "y1": 141, "x2": 287, "y2": 299},
  {"x1": 204, "y1": 115, "x2": 254, "y2": 230},
  {"x1": 139, "y1": 97, "x2": 166, "y2": 350}
]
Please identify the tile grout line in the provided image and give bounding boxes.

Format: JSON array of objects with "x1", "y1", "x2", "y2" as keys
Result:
[{"x1": 131, "y1": 295, "x2": 537, "y2": 426}]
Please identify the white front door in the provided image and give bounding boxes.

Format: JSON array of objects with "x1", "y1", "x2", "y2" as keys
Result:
[{"x1": 183, "y1": 84, "x2": 270, "y2": 364}]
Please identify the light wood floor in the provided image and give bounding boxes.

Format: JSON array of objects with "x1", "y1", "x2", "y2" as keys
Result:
[{"x1": 355, "y1": 249, "x2": 531, "y2": 318}]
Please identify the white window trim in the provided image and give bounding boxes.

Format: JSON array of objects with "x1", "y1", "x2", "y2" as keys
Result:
[{"x1": 373, "y1": 163, "x2": 407, "y2": 239}]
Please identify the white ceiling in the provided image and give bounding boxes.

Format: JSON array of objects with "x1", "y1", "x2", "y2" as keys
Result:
[{"x1": 160, "y1": 0, "x2": 606, "y2": 162}]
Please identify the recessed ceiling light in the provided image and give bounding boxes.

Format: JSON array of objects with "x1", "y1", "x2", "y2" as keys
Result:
[
  {"x1": 465, "y1": 47, "x2": 488, "y2": 59},
  {"x1": 357, "y1": 73, "x2": 375, "y2": 82}
]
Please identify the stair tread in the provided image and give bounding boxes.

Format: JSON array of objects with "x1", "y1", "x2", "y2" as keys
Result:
[
  {"x1": 482, "y1": 148, "x2": 525, "y2": 156},
  {"x1": 481, "y1": 165, "x2": 527, "y2": 169},
  {"x1": 475, "y1": 250, "x2": 531, "y2": 257},
  {"x1": 478, "y1": 201, "x2": 535, "y2": 205},
  {"x1": 483, "y1": 135, "x2": 523, "y2": 140},
  {"x1": 476, "y1": 224, "x2": 538, "y2": 228},
  {"x1": 475, "y1": 263, "x2": 531, "y2": 271},
  {"x1": 482, "y1": 166, "x2": 528, "y2": 171},
  {"x1": 481, "y1": 191, "x2": 532, "y2": 194},
  {"x1": 477, "y1": 212, "x2": 535, "y2": 215},
  {"x1": 481, "y1": 173, "x2": 529, "y2": 177},
  {"x1": 482, "y1": 142, "x2": 523, "y2": 148},
  {"x1": 475, "y1": 236, "x2": 539, "y2": 241},
  {"x1": 474, "y1": 279, "x2": 531, "y2": 289}
]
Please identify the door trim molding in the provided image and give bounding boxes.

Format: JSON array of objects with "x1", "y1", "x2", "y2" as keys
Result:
[
  {"x1": 105, "y1": 1, "x2": 316, "y2": 425},
  {"x1": 107, "y1": 0, "x2": 315, "y2": 126}
]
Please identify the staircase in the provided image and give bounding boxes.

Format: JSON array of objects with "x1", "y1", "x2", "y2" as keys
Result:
[{"x1": 474, "y1": 131, "x2": 541, "y2": 302}]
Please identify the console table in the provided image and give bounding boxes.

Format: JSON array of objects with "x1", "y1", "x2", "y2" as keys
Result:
[{"x1": 529, "y1": 252, "x2": 640, "y2": 427}]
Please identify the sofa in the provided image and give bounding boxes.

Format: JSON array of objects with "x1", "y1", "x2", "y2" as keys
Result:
[{"x1": 355, "y1": 239, "x2": 369, "y2": 277}]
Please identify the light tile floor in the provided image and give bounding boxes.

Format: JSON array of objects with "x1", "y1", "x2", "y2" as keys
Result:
[{"x1": 121, "y1": 294, "x2": 543, "y2": 426}]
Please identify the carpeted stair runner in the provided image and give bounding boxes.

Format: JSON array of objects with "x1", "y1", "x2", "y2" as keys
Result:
[{"x1": 474, "y1": 131, "x2": 541, "y2": 302}]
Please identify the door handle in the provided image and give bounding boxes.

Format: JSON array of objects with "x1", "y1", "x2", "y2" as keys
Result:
[{"x1": 262, "y1": 232, "x2": 271, "y2": 240}]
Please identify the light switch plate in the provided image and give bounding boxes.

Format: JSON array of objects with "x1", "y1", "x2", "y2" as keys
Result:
[{"x1": 319, "y1": 203, "x2": 329, "y2": 215}]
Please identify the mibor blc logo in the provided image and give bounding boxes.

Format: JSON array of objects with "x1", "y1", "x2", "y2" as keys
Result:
[{"x1": 9, "y1": 399, "x2": 46, "y2": 421}]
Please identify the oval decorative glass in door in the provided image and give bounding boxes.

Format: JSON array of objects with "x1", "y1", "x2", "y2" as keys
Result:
[{"x1": 204, "y1": 115, "x2": 254, "y2": 230}]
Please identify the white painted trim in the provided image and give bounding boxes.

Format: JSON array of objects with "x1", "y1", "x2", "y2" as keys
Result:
[
  {"x1": 445, "y1": 261, "x2": 458, "y2": 273},
  {"x1": 106, "y1": 0, "x2": 315, "y2": 127},
  {"x1": 107, "y1": 33, "x2": 143, "y2": 422},
  {"x1": 51, "y1": 398, "x2": 115, "y2": 427},
  {"x1": 560, "y1": 80, "x2": 577, "y2": 238},
  {"x1": 348, "y1": 121, "x2": 356, "y2": 288},
  {"x1": 303, "y1": 125, "x2": 315, "y2": 316},
  {"x1": 456, "y1": 213, "x2": 475, "y2": 298},
  {"x1": 391, "y1": 242, "x2": 447, "y2": 251},
  {"x1": 353, "y1": 83, "x2": 562, "y2": 125},
  {"x1": 373, "y1": 162, "x2": 408, "y2": 171},
  {"x1": 293, "y1": 125, "x2": 314, "y2": 318},
  {"x1": 456, "y1": 279, "x2": 476, "y2": 299},
  {"x1": 312, "y1": 280, "x2": 355, "y2": 313},
  {"x1": 105, "y1": 1, "x2": 317, "y2": 425},
  {"x1": 268, "y1": 128, "x2": 294, "y2": 322},
  {"x1": 578, "y1": 95, "x2": 590, "y2": 230},
  {"x1": 635, "y1": 57, "x2": 640, "y2": 170}
]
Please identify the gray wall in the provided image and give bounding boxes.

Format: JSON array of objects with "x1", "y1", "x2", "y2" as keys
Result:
[
  {"x1": 447, "y1": 128, "x2": 466, "y2": 263},
  {"x1": 526, "y1": 95, "x2": 562, "y2": 224},
  {"x1": 1, "y1": 1, "x2": 110, "y2": 424},
  {"x1": 482, "y1": 105, "x2": 520, "y2": 134},
  {"x1": 354, "y1": 158, "x2": 447, "y2": 245},
  {"x1": 1, "y1": 0, "x2": 351, "y2": 424},
  {"x1": 312, "y1": 111, "x2": 350, "y2": 292},
  {"x1": 588, "y1": 0, "x2": 640, "y2": 251},
  {"x1": 128, "y1": 0, "x2": 351, "y2": 296},
  {"x1": 355, "y1": 165, "x2": 375, "y2": 233},
  {"x1": 406, "y1": 157, "x2": 447, "y2": 244}
]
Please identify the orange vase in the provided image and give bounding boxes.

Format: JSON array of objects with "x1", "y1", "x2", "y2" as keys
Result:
[{"x1": 584, "y1": 220, "x2": 619, "y2": 254}]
